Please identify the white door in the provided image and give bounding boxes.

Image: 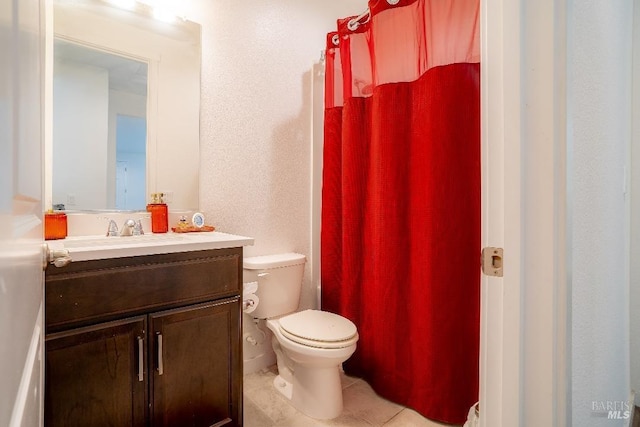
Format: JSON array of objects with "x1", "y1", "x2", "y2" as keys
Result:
[
  {"x1": 0, "y1": 0, "x2": 46, "y2": 426},
  {"x1": 116, "y1": 160, "x2": 128, "y2": 209},
  {"x1": 480, "y1": 0, "x2": 567, "y2": 426}
]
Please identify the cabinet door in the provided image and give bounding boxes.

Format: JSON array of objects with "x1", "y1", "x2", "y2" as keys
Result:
[
  {"x1": 45, "y1": 316, "x2": 147, "y2": 427},
  {"x1": 150, "y1": 298, "x2": 241, "y2": 427}
]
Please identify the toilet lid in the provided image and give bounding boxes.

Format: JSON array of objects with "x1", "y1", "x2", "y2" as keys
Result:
[{"x1": 278, "y1": 310, "x2": 358, "y2": 349}]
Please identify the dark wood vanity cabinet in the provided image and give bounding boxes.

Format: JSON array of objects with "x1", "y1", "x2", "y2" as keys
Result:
[
  {"x1": 45, "y1": 316, "x2": 148, "y2": 426},
  {"x1": 44, "y1": 248, "x2": 243, "y2": 427},
  {"x1": 150, "y1": 300, "x2": 239, "y2": 426}
]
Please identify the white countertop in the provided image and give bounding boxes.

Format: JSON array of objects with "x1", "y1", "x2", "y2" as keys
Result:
[{"x1": 46, "y1": 231, "x2": 254, "y2": 262}]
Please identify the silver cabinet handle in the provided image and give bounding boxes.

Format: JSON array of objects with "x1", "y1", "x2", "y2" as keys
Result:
[
  {"x1": 157, "y1": 332, "x2": 164, "y2": 376},
  {"x1": 137, "y1": 336, "x2": 144, "y2": 382}
]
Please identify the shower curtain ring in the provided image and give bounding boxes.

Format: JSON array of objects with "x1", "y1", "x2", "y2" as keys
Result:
[
  {"x1": 348, "y1": 8, "x2": 371, "y2": 32},
  {"x1": 332, "y1": 34, "x2": 339, "y2": 46},
  {"x1": 387, "y1": 0, "x2": 400, "y2": 5}
]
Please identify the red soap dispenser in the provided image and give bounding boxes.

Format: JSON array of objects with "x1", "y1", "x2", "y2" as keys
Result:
[
  {"x1": 44, "y1": 211, "x2": 67, "y2": 240},
  {"x1": 147, "y1": 193, "x2": 168, "y2": 233}
]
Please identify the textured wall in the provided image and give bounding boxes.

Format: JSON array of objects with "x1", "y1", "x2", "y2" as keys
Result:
[
  {"x1": 182, "y1": 0, "x2": 362, "y2": 371},
  {"x1": 568, "y1": 1, "x2": 632, "y2": 425}
]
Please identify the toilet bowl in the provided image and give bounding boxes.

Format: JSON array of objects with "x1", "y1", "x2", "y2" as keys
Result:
[
  {"x1": 243, "y1": 253, "x2": 359, "y2": 419},
  {"x1": 267, "y1": 310, "x2": 358, "y2": 419}
]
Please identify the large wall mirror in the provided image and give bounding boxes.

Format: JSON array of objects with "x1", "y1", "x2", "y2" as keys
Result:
[{"x1": 48, "y1": 0, "x2": 201, "y2": 211}]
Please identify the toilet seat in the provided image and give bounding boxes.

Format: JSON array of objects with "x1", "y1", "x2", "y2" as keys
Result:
[{"x1": 278, "y1": 310, "x2": 358, "y2": 349}]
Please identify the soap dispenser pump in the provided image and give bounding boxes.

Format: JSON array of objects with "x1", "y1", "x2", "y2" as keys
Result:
[{"x1": 147, "y1": 193, "x2": 168, "y2": 233}]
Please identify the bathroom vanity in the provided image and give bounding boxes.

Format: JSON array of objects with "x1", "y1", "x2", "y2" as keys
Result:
[{"x1": 44, "y1": 232, "x2": 252, "y2": 427}]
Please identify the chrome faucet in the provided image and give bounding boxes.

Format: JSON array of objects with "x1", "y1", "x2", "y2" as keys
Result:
[
  {"x1": 119, "y1": 219, "x2": 136, "y2": 237},
  {"x1": 106, "y1": 218, "x2": 144, "y2": 237}
]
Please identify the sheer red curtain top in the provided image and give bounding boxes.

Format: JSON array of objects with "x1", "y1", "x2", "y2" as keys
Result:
[
  {"x1": 338, "y1": 0, "x2": 479, "y2": 94},
  {"x1": 324, "y1": 32, "x2": 343, "y2": 109},
  {"x1": 337, "y1": 17, "x2": 373, "y2": 100}
]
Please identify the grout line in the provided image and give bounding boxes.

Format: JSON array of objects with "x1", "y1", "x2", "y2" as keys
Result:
[
  {"x1": 342, "y1": 377, "x2": 364, "y2": 390},
  {"x1": 381, "y1": 408, "x2": 406, "y2": 426}
]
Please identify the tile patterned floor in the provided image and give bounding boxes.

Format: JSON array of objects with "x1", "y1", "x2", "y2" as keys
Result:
[{"x1": 243, "y1": 365, "x2": 463, "y2": 427}]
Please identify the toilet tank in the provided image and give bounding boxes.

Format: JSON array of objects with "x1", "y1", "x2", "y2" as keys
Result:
[{"x1": 243, "y1": 253, "x2": 306, "y2": 319}]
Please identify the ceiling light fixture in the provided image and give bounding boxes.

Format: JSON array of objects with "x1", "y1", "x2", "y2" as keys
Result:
[
  {"x1": 107, "y1": 0, "x2": 136, "y2": 10},
  {"x1": 152, "y1": 6, "x2": 176, "y2": 23}
]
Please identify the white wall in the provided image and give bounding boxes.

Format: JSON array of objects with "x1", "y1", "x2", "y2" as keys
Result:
[
  {"x1": 568, "y1": 0, "x2": 632, "y2": 425},
  {"x1": 182, "y1": 0, "x2": 362, "y2": 372},
  {"x1": 632, "y1": 0, "x2": 640, "y2": 407},
  {"x1": 53, "y1": 60, "x2": 109, "y2": 210}
]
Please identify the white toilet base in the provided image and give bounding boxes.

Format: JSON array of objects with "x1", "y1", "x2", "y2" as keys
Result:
[
  {"x1": 289, "y1": 364, "x2": 343, "y2": 420},
  {"x1": 273, "y1": 374, "x2": 293, "y2": 400},
  {"x1": 265, "y1": 316, "x2": 357, "y2": 420}
]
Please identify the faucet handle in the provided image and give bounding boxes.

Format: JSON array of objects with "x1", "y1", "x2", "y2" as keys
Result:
[
  {"x1": 133, "y1": 219, "x2": 144, "y2": 236},
  {"x1": 106, "y1": 219, "x2": 119, "y2": 237}
]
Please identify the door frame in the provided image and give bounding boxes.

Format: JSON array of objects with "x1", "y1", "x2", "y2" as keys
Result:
[{"x1": 480, "y1": 0, "x2": 569, "y2": 426}]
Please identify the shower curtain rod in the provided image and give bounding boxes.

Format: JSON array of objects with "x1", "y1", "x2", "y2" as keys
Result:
[{"x1": 348, "y1": 8, "x2": 370, "y2": 31}]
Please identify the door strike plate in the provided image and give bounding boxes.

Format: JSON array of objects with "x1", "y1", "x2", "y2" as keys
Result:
[{"x1": 481, "y1": 247, "x2": 503, "y2": 277}]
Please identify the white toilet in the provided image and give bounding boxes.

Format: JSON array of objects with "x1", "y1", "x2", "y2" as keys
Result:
[{"x1": 243, "y1": 253, "x2": 358, "y2": 420}]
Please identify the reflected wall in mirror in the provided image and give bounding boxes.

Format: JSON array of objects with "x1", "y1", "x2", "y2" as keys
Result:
[
  {"x1": 53, "y1": 39, "x2": 148, "y2": 210},
  {"x1": 49, "y1": 0, "x2": 201, "y2": 212}
]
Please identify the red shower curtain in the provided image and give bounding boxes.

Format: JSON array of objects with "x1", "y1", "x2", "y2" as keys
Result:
[{"x1": 321, "y1": 0, "x2": 480, "y2": 424}]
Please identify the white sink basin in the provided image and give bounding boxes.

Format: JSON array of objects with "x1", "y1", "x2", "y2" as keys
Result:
[
  {"x1": 61, "y1": 234, "x2": 185, "y2": 248},
  {"x1": 47, "y1": 231, "x2": 254, "y2": 262}
]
